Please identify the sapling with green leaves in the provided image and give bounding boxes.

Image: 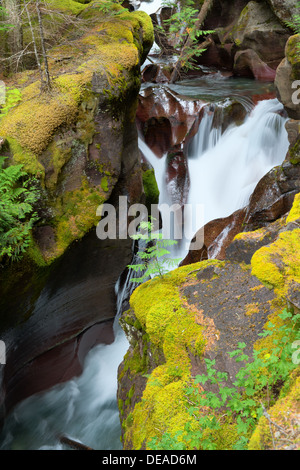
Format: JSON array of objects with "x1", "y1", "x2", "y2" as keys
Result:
[
  {"x1": 149, "y1": 308, "x2": 300, "y2": 450},
  {"x1": 156, "y1": 0, "x2": 215, "y2": 82},
  {"x1": 128, "y1": 218, "x2": 181, "y2": 284}
]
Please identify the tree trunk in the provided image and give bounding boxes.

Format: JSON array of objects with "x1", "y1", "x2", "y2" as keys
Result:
[
  {"x1": 36, "y1": 0, "x2": 51, "y2": 91},
  {"x1": 4, "y1": 0, "x2": 23, "y2": 68},
  {"x1": 24, "y1": 0, "x2": 44, "y2": 86},
  {"x1": 169, "y1": 0, "x2": 214, "y2": 83}
]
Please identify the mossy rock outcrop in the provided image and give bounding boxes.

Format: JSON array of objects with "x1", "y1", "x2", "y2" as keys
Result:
[
  {"x1": 220, "y1": 1, "x2": 290, "y2": 66},
  {"x1": 275, "y1": 34, "x2": 300, "y2": 119},
  {"x1": 0, "y1": 0, "x2": 154, "y2": 265},
  {"x1": 118, "y1": 193, "x2": 300, "y2": 450}
]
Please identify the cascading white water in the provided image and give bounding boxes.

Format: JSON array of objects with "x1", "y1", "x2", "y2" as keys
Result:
[
  {"x1": 139, "y1": 98, "x2": 289, "y2": 262},
  {"x1": 188, "y1": 99, "x2": 289, "y2": 223},
  {"x1": 0, "y1": 309, "x2": 129, "y2": 450}
]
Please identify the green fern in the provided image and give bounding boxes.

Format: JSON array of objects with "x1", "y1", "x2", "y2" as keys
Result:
[
  {"x1": 0, "y1": 157, "x2": 40, "y2": 263},
  {"x1": 285, "y1": 2, "x2": 300, "y2": 35}
]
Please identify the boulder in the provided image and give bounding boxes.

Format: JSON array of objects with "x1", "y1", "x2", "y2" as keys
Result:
[
  {"x1": 180, "y1": 207, "x2": 247, "y2": 265},
  {"x1": 266, "y1": 0, "x2": 299, "y2": 26},
  {"x1": 285, "y1": 119, "x2": 300, "y2": 164},
  {"x1": 142, "y1": 63, "x2": 171, "y2": 83},
  {"x1": 166, "y1": 147, "x2": 190, "y2": 207},
  {"x1": 243, "y1": 161, "x2": 300, "y2": 231},
  {"x1": 226, "y1": 1, "x2": 290, "y2": 68},
  {"x1": 233, "y1": 49, "x2": 277, "y2": 81},
  {"x1": 275, "y1": 34, "x2": 300, "y2": 119},
  {"x1": 137, "y1": 86, "x2": 204, "y2": 157},
  {"x1": 198, "y1": 40, "x2": 235, "y2": 71}
]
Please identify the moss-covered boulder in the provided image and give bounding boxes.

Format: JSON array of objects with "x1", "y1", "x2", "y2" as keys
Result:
[
  {"x1": 118, "y1": 192, "x2": 300, "y2": 450},
  {"x1": 222, "y1": 1, "x2": 290, "y2": 68},
  {"x1": 248, "y1": 373, "x2": 300, "y2": 450},
  {"x1": 266, "y1": 0, "x2": 299, "y2": 26},
  {"x1": 275, "y1": 34, "x2": 300, "y2": 119},
  {"x1": 0, "y1": 1, "x2": 154, "y2": 265}
]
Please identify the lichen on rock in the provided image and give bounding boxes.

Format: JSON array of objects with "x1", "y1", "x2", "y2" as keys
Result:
[
  {"x1": 0, "y1": 0, "x2": 154, "y2": 265},
  {"x1": 118, "y1": 192, "x2": 300, "y2": 450}
]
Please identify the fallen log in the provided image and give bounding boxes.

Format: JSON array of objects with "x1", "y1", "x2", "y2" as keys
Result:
[{"x1": 59, "y1": 435, "x2": 94, "y2": 451}]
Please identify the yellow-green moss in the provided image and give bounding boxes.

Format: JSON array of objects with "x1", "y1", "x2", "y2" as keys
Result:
[
  {"x1": 43, "y1": 0, "x2": 88, "y2": 15},
  {"x1": 0, "y1": 72, "x2": 92, "y2": 163},
  {"x1": 0, "y1": 4, "x2": 153, "y2": 175},
  {"x1": 122, "y1": 259, "x2": 223, "y2": 449},
  {"x1": 286, "y1": 192, "x2": 300, "y2": 224},
  {"x1": 251, "y1": 229, "x2": 300, "y2": 294},
  {"x1": 234, "y1": 227, "x2": 268, "y2": 242},
  {"x1": 285, "y1": 34, "x2": 300, "y2": 80},
  {"x1": 142, "y1": 169, "x2": 159, "y2": 210},
  {"x1": 49, "y1": 181, "x2": 106, "y2": 261},
  {"x1": 248, "y1": 375, "x2": 300, "y2": 450}
]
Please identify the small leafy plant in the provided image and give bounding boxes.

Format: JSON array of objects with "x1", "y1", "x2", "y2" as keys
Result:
[
  {"x1": 0, "y1": 87, "x2": 22, "y2": 120},
  {"x1": 161, "y1": 0, "x2": 214, "y2": 70},
  {"x1": 285, "y1": 1, "x2": 300, "y2": 35},
  {"x1": 97, "y1": 0, "x2": 127, "y2": 17},
  {"x1": 149, "y1": 308, "x2": 300, "y2": 450},
  {"x1": 0, "y1": 6, "x2": 13, "y2": 32},
  {"x1": 128, "y1": 218, "x2": 181, "y2": 284}
]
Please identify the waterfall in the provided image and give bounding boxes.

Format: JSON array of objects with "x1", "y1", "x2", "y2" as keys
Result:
[
  {"x1": 187, "y1": 99, "x2": 289, "y2": 224},
  {"x1": 139, "y1": 98, "x2": 289, "y2": 262}
]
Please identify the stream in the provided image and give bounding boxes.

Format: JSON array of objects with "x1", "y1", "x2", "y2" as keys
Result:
[{"x1": 0, "y1": 2, "x2": 290, "y2": 451}]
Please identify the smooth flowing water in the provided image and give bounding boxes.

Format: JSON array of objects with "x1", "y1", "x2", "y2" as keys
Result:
[
  {"x1": 139, "y1": 97, "x2": 289, "y2": 262},
  {"x1": 0, "y1": 81, "x2": 289, "y2": 450}
]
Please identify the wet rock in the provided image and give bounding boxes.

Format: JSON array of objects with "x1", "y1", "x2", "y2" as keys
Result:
[
  {"x1": 142, "y1": 63, "x2": 170, "y2": 83},
  {"x1": 137, "y1": 86, "x2": 204, "y2": 157},
  {"x1": 233, "y1": 49, "x2": 277, "y2": 81},
  {"x1": 275, "y1": 34, "x2": 300, "y2": 120},
  {"x1": 166, "y1": 147, "x2": 190, "y2": 207},
  {"x1": 228, "y1": 1, "x2": 290, "y2": 68},
  {"x1": 0, "y1": 231, "x2": 133, "y2": 419},
  {"x1": 217, "y1": 99, "x2": 248, "y2": 132},
  {"x1": 225, "y1": 218, "x2": 284, "y2": 264},
  {"x1": 285, "y1": 120, "x2": 300, "y2": 164},
  {"x1": 203, "y1": 0, "x2": 250, "y2": 30},
  {"x1": 140, "y1": 116, "x2": 173, "y2": 158},
  {"x1": 33, "y1": 226, "x2": 57, "y2": 261},
  {"x1": 183, "y1": 262, "x2": 275, "y2": 385},
  {"x1": 180, "y1": 208, "x2": 247, "y2": 265},
  {"x1": 266, "y1": 0, "x2": 299, "y2": 26},
  {"x1": 198, "y1": 40, "x2": 235, "y2": 71},
  {"x1": 182, "y1": 159, "x2": 300, "y2": 268},
  {"x1": 150, "y1": 6, "x2": 177, "y2": 55},
  {"x1": 243, "y1": 162, "x2": 300, "y2": 231}
]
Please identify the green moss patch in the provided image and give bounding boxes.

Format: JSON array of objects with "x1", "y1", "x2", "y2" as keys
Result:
[{"x1": 122, "y1": 260, "x2": 222, "y2": 449}]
